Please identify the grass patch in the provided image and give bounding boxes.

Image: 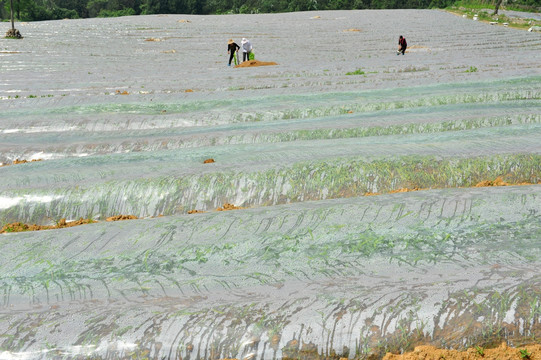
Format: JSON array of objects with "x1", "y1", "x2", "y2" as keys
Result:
[
  {"x1": 445, "y1": 5, "x2": 540, "y2": 30},
  {"x1": 452, "y1": 0, "x2": 493, "y2": 10},
  {"x1": 520, "y1": 349, "x2": 532, "y2": 359},
  {"x1": 345, "y1": 69, "x2": 365, "y2": 76}
]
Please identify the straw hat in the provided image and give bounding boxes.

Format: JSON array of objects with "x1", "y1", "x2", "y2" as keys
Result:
[{"x1": 228, "y1": 39, "x2": 234, "y2": 44}]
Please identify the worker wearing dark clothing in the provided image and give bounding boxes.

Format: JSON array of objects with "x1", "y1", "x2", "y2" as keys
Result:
[
  {"x1": 227, "y1": 39, "x2": 240, "y2": 66},
  {"x1": 397, "y1": 35, "x2": 407, "y2": 55}
]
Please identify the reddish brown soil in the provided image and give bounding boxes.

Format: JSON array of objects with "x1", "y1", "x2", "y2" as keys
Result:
[
  {"x1": 389, "y1": 187, "x2": 424, "y2": 194},
  {"x1": 0, "y1": 217, "x2": 95, "y2": 233},
  {"x1": 370, "y1": 178, "x2": 536, "y2": 196},
  {"x1": 475, "y1": 176, "x2": 510, "y2": 187},
  {"x1": 216, "y1": 203, "x2": 243, "y2": 211},
  {"x1": 0, "y1": 159, "x2": 43, "y2": 167},
  {"x1": 105, "y1": 215, "x2": 138, "y2": 221},
  {"x1": 0, "y1": 215, "x2": 140, "y2": 233},
  {"x1": 203, "y1": 158, "x2": 215, "y2": 163},
  {"x1": 0, "y1": 222, "x2": 54, "y2": 233},
  {"x1": 235, "y1": 60, "x2": 278, "y2": 68},
  {"x1": 216, "y1": 343, "x2": 541, "y2": 360},
  {"x1": 383, "y1": 342, "x2": 541, "y2": 360},
  {"x1": 2, "y1": 178, "x2": 539, "y2": 233}
]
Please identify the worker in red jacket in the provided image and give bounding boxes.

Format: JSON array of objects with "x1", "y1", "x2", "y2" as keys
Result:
[{"x1": 397, "y1": 35, "x2": 407, "y2": 55}]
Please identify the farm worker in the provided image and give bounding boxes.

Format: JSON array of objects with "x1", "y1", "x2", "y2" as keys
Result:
[
  {"x1": 227, "y1": 39, "x2": 240, "y2": 66},
  {"x1": 397, "y1": 35, "x2": 407, "y2": 55},
  {"x1": 241, "y1": 38, "x2": 253, "y2": 62}
]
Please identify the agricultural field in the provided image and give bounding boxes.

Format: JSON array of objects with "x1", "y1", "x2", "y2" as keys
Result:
[{"x1": 0, "y1": 9, "x2": 541, "y2": 359}]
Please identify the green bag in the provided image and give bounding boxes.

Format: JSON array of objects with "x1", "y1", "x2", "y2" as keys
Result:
[{"x1": 249, "y1": 52, "x2": 255, "y2": 60}]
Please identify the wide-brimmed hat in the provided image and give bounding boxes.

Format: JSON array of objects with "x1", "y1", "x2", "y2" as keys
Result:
[
  {"x1": 241, "y1": 38, "x2": 247, "y2": 43},
  {"x1": 228, "y1": 39, "x2": 234, "y2": 44}
]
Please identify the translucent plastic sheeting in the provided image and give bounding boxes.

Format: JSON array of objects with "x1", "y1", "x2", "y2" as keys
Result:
[
  {"x1": 1, "y1": 185, "x2": 541, "y2": 359},
  {"x1": 1, "y1": 78, "x2": 540, "y2": 224},
  {"x1": 1, "y1": 9, "x2": 541, "y2": 360}
]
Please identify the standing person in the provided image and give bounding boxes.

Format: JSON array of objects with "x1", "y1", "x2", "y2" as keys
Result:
[
  {"x1": 397, "y1": 35, "x2": 407, "y2": 55},
  {"x1": 241, "y1": 38, "x2": 252, "y2": 62},
  {"x1": 227, "y1": 39, "x2": 240, "y2": 66}
]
